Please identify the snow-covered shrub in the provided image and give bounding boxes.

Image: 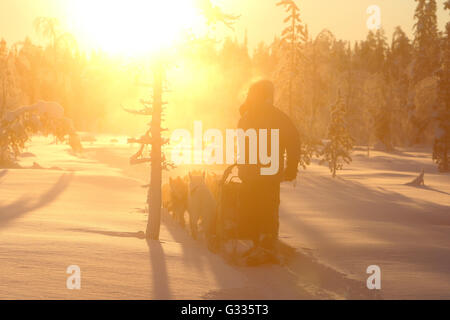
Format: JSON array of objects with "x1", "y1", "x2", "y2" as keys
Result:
[
  {"x1": 320, "y1": 93, "x2": 354, "y2": 177},
  {"x1": 0, "y1": 100, "x2": 82, "y2": 168}
]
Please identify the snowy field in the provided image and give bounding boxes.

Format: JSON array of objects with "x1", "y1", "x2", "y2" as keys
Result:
[{"x1": 0, "y1": 136, "x2": 449, "y2": 299}]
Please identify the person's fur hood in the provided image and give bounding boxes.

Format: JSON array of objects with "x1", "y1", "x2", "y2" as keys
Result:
[{"x1": 240, "y1": 80, "x2": 275, "y2": 116}]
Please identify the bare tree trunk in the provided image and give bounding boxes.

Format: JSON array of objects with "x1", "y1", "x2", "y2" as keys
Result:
[{"x1": 146, "y1": 65, "x2": 163, "y2": 240}]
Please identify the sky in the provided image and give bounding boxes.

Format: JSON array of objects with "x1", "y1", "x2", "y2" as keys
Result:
[{"x1": 0, "y1": 0, "x2": 448, "y2": 54}]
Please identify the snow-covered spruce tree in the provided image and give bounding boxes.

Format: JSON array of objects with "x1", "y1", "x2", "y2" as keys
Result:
[
  {"x1": 374, "y1": 28, "x2": 389, "y2": 75},
  {"x1": 432, "y1": 1, "x2": 450, "y2": 172},
  {"x1": 413, "y1": 0, "x2": 440, "y2": 84},
  {"x1": 320, "y1": 92, "x2": 354, "y2": 177},
  {"x1": 274, "y1": 1, "x2": 316, "y2": 169},
  {"x1": 407, "y1": 0, "x2": 441, "y2": 146},
  {"x1": 359, "y1": 28, "x2": 396, "y2": 151},
  {"x1": 308, "y1": 29, "x2": 337, "y2": 136},
  {"x1": 390, "y1": 27, "x2": 413, "y2": 81},
  {"x1": 275, "y1": 0, "x2": 308, "y2": 118},
  {"x1": 388, "y1": 27, "x2": 413, "y2": 145}
]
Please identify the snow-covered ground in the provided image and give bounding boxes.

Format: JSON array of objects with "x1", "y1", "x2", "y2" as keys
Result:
[{"x1": 0, "y1": 136, "x2": 448, "y2": 299}]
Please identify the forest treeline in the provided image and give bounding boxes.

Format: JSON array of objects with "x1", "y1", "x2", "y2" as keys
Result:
[{"x1": 0, "y1": 0, "x2": 449, "y2": 171}]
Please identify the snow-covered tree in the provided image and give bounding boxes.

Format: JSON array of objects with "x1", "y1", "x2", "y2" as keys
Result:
[
  {"x1": 360, "y1": 31, "x2": 378, "y2": 73},
  {"x1": 374, "y1": 84, "x2": 395, "y2": 151},
  {"x1": 432, "y1": 1, "x2": 450, "y2": 172},
  {"x1": 0, "y1": 101, "x2": 82, "y2": 168},
  {"x1": 358, "y1": 28, "x2": 388, "y2": 75},
  {"x1": 0, "y1": 39, "x2": 21, "y2": 113},
  {"x1": 388, "y1": 27, "x2": 413, "y2": 145},
  {"x1": 390, "y1": 27, "x2": 413, "y2": 80},
  {"x1": 275, "y1": 0, "x2": 308, "y2": 118},
  {"x1": 308, "y1": 30, "x2": 337, "y2": 133},
  {"x1": 413, "y1": 0, "x2": 440, "y2": 83},
  {"x1": 374, "y1": 29, "x2": 389, "y2": 74},
  {"x1": 433, "y1": 113, "x2": 449, "y2": 172},
  {"x1": 0, "y1": 39, "x2": 10, "y2": 114},
  {"x1": 320, "y1": 92, "x2": 354, "y2": 177},
  {"x1": 273, "y1": 1, "x2": 316, "y2": 170}
]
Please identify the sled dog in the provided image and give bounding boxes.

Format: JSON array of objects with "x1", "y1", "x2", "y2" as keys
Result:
[
  {"x1": 162, "y1": 176, "x2": 189, "y2": 227},
  {"x1": 188, "y1": 172, "x2": 217, "y2": 241}
]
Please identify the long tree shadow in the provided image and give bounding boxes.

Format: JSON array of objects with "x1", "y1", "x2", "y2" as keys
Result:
[
  {"x1": 0, "y1": 173, "x2": 74, "y2": 229},
  {"x1": 66, "y1": 228, "x2": 147, "y2": 239},
  {"x1": 65, "y1": 226, "x2": 172, "y2": 299},
  {"x1": 406, "y1": 184, "x2": 450, "y2": 196},
  {"x1": 146, "y1": 239, "x2": 172, "y2": 299}
]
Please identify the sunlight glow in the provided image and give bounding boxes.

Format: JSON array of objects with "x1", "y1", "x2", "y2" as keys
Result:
[{"x1": 68, "y1": 0, "x2": 206, "y2": 56}]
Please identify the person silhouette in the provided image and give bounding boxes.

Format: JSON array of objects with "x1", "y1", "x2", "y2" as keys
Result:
[{"x1": 237, "y1": 80, "x2": 300, "y2": 261}]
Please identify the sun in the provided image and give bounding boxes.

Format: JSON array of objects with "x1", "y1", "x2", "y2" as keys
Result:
[{"x1": 67, "y1": 0, "x2": 205, "y2": 56}]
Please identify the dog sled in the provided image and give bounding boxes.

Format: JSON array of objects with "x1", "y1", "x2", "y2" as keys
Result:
[
  {"x1": 213, "y1": 165, "x2": 294, "y2": 266},
  {"x1": 162, "y1": 165, "x2": 294, "y2": 266}
]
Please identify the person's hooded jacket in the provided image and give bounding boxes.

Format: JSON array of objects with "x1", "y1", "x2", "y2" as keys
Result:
[{"x1": 238, "y1": 80, "x2": 300, "y2": 183}]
